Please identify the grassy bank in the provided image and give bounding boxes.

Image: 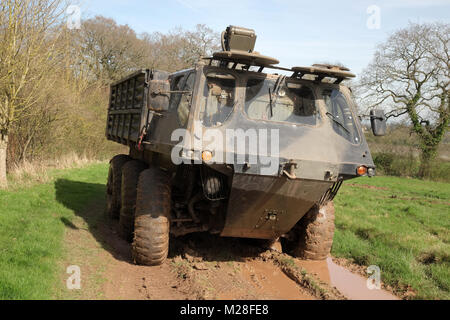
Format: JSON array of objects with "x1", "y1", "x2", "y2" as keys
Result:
[
  {"x1": 333, "y1": 176, "x2": 450, "y2": 299},
  {"x1": 0, "y1": 163, "x2": 108, "y2": 299}
]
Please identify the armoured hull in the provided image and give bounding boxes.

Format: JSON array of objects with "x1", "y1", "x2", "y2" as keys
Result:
[{"x1": 221, "y1": 173, "x2": 333, "y2": 239}]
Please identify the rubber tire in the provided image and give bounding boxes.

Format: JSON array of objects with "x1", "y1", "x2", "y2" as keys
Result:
[
  {"x1": 290, "y1": 201, "x2": 335, "y2": 260},
  {"x1": 106, "y1": 154, "x2": 131, "y2": 219},
  {"x1": 119, "y1": 160, "x2": 147, "y2": 242},
  {"x1": 132, "y1": 168, "x2": 171, "y2": 266}
]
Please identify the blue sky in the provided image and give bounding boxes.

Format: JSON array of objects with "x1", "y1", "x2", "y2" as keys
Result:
[{"x1": 81, "y1": 0, "x2": 450, "y2": 77}]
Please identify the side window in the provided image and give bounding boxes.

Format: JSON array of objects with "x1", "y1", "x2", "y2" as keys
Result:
[
  {"x1": 322, "y1": 89, "x2": 360, "y2": 143},
  {"x1": 169, "y1": 75, "x2": 183, "y2": 111},
  {"x1": 169, "y1": 76, "x2": 183, "y2": 106},
  {"x1": 177, "y1": 73, "x2": 195, "y2": 127}
]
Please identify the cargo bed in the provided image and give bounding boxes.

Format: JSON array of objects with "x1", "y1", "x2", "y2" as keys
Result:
[{"x1": 106, "y1": 69, "x2": 169, "y2": 146}]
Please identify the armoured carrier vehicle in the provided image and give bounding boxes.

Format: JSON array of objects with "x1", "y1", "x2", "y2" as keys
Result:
[{"x1": 105, "y1": 26, "x2": 387, "y2": 266}]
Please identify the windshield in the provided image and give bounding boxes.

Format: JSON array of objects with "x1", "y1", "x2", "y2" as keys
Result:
[
  {"x1": 322, "y1": 89, "x2": 360, "y2": 144},
  {"x1": 245, "y1": 77, "x2": 318, "y2": 126},
  {"x1": 199, "y1": 72, "x2": 236, "y2": 127}
]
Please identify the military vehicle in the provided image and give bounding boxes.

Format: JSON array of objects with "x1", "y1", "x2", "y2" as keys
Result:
[{"x1": 105, "y1": 26, "x2": 387, "y2": 266}]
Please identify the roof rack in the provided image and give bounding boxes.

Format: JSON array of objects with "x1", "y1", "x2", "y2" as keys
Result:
[
  {"x1": 208, "y1": 51, "x2": 279, "y2": 69},
  {"x1": 203, "y1": 26, "x2": 356, "y2": 83},
  {"x1": 291, "y1": 64, "x2": 355, "y2": 84}
]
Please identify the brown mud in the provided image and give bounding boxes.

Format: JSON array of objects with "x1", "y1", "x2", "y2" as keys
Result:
[
  {"x1": 58, "y1": 199, "x2": 400, "y2": 300},
  {"x1": 346, "y1": 183, "x2": 389, "y2": 191}
]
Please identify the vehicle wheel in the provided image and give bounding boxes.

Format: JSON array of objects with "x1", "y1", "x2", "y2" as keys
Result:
[
  {"x1": 119, "y1": 160, "x2": 147, "y2": 242},
  {"x1": 106, "y1": 154, "x2": 131, "y2": 219},
  {"x1": 132, "y1": 168, "x2": 171, "y2": 266},
  {"x1": 287, "y1": 201, "x2": 335, "y2": 260}
]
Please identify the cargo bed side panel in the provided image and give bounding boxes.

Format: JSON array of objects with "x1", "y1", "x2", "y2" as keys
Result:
[{"x1": 106, "y1": 70, "x2": 150, "y2": 146}]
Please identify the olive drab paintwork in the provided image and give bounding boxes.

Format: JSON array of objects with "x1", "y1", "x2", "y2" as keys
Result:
[{"x1": 106, "y1": 26, "x2": 383, "y2": 240}]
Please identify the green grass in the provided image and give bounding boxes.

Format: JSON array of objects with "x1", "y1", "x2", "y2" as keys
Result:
[
  {"x1": 0, "y1": 163, "x2": 108, "y2": 299},
  {"x1": 333, "y1": 176, "x2": 450, "y2": 300}
]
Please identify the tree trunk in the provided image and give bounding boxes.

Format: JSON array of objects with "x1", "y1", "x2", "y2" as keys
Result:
[
  {"x1": 418, "y1": 145, "x2": 438, "y2": 178},
  {"x1": 0, "y1": 135, "x2": 7, "y2": 188}
]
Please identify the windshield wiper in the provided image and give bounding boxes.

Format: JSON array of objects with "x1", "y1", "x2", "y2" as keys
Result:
[
  {"x1": 326, "y1": 112, "x2": 350, "y2": 134},
  {"x1": 267, "y1": 76, "x2": 286, "y2": 119},
  {"x1": 268, "y1": 87, "x2": 274, "y2": 118}
]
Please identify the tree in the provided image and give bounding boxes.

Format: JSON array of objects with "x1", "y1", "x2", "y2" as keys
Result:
[
  {"x1": 0, "y1": 0, "x2": 67, "y2": 187},
  {"x1": 73, "y1": 19, "x2": 220, "y2": 81},
  {"x1": 74, "y1": 16, "x2": 149, "y2": 84},
  {"x1": 0, "y1": 9, "x2": 222, "y2": 186},
  {"x1": 359, "y1": 22, "x2": 449, "y2": 178},
  {"x1": 141, "y1": 24, "x2": 220, "y2": 72},
  {"x1": 141, "y1": 28, "x2": 188, "y2": 72},
  {"x1": 183, "y1": 24, "x2": 220, "y2": 66}
]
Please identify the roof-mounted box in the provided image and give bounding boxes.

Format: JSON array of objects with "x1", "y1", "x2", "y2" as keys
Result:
[{"x1": 221, "y1": 26, "x2": 257, "y2": 53}]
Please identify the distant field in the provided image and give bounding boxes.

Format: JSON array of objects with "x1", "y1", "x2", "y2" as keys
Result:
[
  {"x1": 0, "y1": 163, "x2": 448, "y2": 299},
  {"x1": 333, "y1": 176, "x2": 450, "y2": 300}
]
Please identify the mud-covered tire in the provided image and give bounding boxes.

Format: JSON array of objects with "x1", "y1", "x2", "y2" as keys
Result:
[
  {"x1": 119, "y1": 160, "x2": 147, "y2": 242},
  {"x1": 106, "y1": 154, "x2": 131, "y2": 219},
  {"x1": 289, "y1": 201, "x2": 335, "y2": 260},
  {"x1": 132, "y1": 168, "x2": 171, "y2": 266}
]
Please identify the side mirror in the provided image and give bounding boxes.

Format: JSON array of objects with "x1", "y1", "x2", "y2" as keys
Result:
[
  {"x1": 370, "y1": 109, "x2": 387, "y2": 136},
  {"x1": 149, "y1": 80, "x2": 170, "y2": 111}
]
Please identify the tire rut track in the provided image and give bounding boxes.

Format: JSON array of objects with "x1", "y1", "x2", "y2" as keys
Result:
[{"x1": 59, "y1": 199, "x2": 358, "y2": 300}]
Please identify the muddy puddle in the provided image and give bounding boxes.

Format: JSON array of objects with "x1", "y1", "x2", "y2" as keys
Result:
[{"x1": 295, "y1": 258, "x2": 399, "y2": 300}]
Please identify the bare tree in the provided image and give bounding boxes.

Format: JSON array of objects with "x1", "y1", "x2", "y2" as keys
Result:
[
  {"x1": 0, "y1": 0, "x2": 67, "y2": 187},
  {"x1": 141, "y1": 24, "x2": 220, "y2": 72},
  {"x1": 74, "y1": 16, "x2": 149, "y2": 84},
  {"x1": 73, "y1": 19, "x2": 220, "y2": 80},
  {"x1": 183, "y1": 24, "x2": 220, "y2": 66},
  {"x1": 141, "y1": 28, "x2": 189, "y2": 72},
  {"x1": 359, "y1": 22, "x2": 449, "y2": 178}
]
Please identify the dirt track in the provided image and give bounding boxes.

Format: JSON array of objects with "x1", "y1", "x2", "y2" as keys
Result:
[{"x1": 60, "y1": 199, "x2": 398, "y2": 300}]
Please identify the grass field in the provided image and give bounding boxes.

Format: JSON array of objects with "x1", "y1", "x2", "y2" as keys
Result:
[
  {"x1": 333, "y1": 176, "x2": 450, "y2": 299},
  {"x1": 0, "y1": 163, "x2": 448, "y2": 299},
  {"x1": 0, "y1": 164, "x2": 108, "y2": 299}
]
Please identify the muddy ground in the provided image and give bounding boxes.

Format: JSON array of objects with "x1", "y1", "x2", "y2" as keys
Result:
[{"x1": 58, "y1": 199, "x2": 399, "y2": 300}]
